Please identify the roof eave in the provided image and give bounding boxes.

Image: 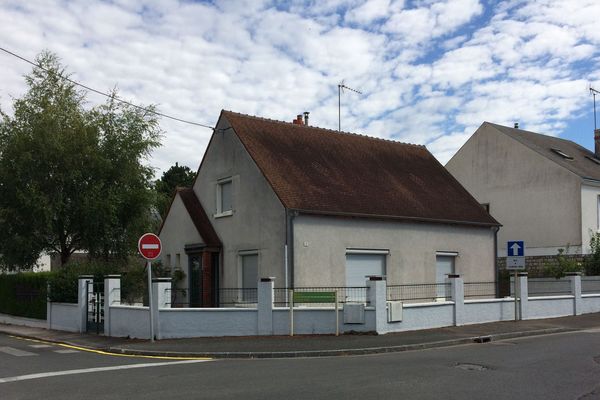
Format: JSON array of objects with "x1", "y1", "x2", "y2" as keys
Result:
[{"x1": 288, "y1": 208, "x2": 501, "y2": 228}]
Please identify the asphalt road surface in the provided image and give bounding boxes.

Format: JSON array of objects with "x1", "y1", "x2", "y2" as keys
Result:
[{"x1": 3, "y1": 329, "x2": 600, "y2": 400}]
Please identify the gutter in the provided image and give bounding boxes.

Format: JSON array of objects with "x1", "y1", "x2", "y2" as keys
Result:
[
  {"x1": 493, "y1": 226, "x2": 500, "y2": 297},
  {"x1": 290, "y1": 208, "x2": 501, "y2": 228},
  {"x1": 285, "y1": 209, "x2": 298, "y2": 289}
]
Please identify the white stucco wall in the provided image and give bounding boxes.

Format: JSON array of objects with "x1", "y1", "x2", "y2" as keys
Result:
[
  {"x1": 193, "y1": 117, "x2": 287, "y2": 288},
  {"x1": 582, "y1": 295, "x2": 600, "y2": 313},
  {"x1": 292, "y1": 215, "x2": 495, "y2": 286},
  {"x1": 527, "y1": 296, "x2": 575, "y2": 319},
  {"x1": 48, "y1": 303, "x2": 80, "y2": 332},
  {"x1": 581, "y1": 183, "x2": 600, "y2": 253},
  {"x1": 159, "y1": 193, "x2": 204, "y2": 292},
  {"x1": 109, "y1": 306, "x2": 150, "y2": 339},
  {"x1": 272, "y1": 308, "x2": 377, "y2": 335},
  {"x1": 446, "y1": 123, "x2": 582, "y2": 255},
  {"x1": 463, "y1": 299, "x2": 515, "y2": 324},
  {"x1": 158, "y1": 308, "x2": 258, "y2": 338}
]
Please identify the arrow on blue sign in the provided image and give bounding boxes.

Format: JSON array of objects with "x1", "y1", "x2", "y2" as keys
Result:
[{"x1": 507, "y1": 241, "x2": 524, "y2": 257}]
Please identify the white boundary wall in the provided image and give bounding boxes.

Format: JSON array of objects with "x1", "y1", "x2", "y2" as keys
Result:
[{"x1": 8, "y1": 274, "x2": 600, "y2": 338}]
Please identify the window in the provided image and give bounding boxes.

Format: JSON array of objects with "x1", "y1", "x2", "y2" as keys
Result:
[
  {"x1": 481, "y1": 203, "x2": 490, "y2": 213},
  {"x1": 216, "y1": 178, "x2": 233, "y2": 217},
  {"x1": 240, "y1": 252, "x2": 258, "y2": 301},
  {"x1": 176, "y1": 254, "x2": 181, "y2": 270},
  {"x1": 345, "y1": 250, "x2": 387, "y2": 287},
  {"x1": 586, "y1": 156, "x2": 600, "y2": 166},
  {"x1": 551, "y1": 148, "x2": 574, "y2": 160}
]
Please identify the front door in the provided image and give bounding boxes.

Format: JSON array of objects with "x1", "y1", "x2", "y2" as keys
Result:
[{"x1": 189, "y1": 254, "x2": 202, "y2": 307}]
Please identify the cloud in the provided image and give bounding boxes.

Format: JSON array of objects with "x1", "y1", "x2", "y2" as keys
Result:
[{"x1": 0, "y1": 0, "x2": 598, "y2": 176}]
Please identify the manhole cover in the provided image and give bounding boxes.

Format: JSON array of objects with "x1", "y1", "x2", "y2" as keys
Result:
[{"x1": 455, "y1": 363, "x2": 489, "y2": 371}]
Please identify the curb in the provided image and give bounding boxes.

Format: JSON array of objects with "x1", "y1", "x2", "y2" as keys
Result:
[{"x1": 0, "y1": 326, "x2": 575, "y2": 359}]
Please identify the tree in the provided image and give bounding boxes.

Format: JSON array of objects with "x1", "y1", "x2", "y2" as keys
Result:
[
  {"x1": 0, "y1": 51, "x2": 162, "y2": 270},
  {"x1": 584, "y1": 231, "x2": 600, "y2": 276},
  {"x1": 154, "y1": 162, "x2": 196, "y2": 219}
]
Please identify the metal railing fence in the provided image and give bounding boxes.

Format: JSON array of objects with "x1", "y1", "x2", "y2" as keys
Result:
[
  {"x1": 463, "y1": 282, "x2": 497, "y2": 299},
  {"x1": 386, "y1": 283, "x2": 450, "y2": 303},
  {"x1": 527, "y1": 278, "x2": 572, "y2": 296},
  {"x1": 582, "y1": 277, "x2": 600, "y2": 294},
  {"x1": 274, "y1": 287, "x2": 369, "y2": 307}
]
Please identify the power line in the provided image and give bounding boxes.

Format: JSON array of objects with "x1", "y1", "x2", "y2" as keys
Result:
[{"x1": 0, "y1": 46, "x2": 214, "y2": 130}]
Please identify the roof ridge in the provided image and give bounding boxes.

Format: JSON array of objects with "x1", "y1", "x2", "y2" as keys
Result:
[
  {"x1": 222, "y1": 109, "x2": 426, "y2": 148},
  {"x1": 485, "y1": 121, "x2": 585, "y2": 149}
]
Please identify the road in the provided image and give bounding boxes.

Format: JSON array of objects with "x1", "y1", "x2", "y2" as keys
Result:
[{"x1": 2, "y1": 329, "x2": 600, "y2": 399}]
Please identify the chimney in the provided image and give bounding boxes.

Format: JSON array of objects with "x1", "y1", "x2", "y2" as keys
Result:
[
  {"x1": 303, "y1": 111, "x2": 310, "y2": 126},
  {"x1": 595, "y1": 129, "x2": 600, "y2": 157},
  {"x1": 514, "y1": 122, "x2": 519, "y2": 129},
  {"x1": 292, "y1": 114, "x2": 304, "y2": 125}
]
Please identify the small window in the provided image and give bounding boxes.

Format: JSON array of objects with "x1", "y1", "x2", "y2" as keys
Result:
[
  {"x1": 240, "y1": 252, "x2": 258, "y2": 302},
  {"x1": 551, "y1": 148, "x2": 574, "y2": 160},
  {"x1": 586, "y1": 156, "x2": 600, "y2": 166},
  {"x1": 481, "y1": 203, "x2": 490, "y2": 213},
  {"x1": 216, "y1": 178, "x2": 233, "y2": 217},
  {"x1": 176, "y1": 254, "x2": 181, "y2": 269}
]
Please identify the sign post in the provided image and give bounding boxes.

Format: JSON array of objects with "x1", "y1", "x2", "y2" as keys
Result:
[
  {"x1": 506, "y1": 241, "x2": 525, "y2": 321},
  {"x1": 138, "y1": 233, "x2": 162, "y2": 342}
]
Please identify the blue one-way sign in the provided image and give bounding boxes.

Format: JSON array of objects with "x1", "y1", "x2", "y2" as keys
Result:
[{"x1": 507, "y1": 241, "x2": 524, "y2": 257}]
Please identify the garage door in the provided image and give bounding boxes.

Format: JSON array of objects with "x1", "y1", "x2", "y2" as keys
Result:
[{"x1": 345, "y1": 253, "x2": 386, "y2": 287}]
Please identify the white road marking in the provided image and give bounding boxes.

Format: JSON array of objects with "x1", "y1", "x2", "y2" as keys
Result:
[
  {"x1": 29, "y1": 345, "x2": 52, "y2": 349},
  {"x1": 0, "y1": 359, "x2": 209, "y2": 384},
  {"x1": 0, "y1": 347, "x2": 37, "y2": 357},
  {"x1": 53, "y1": 349, "x2": 79, "y2": 354}
]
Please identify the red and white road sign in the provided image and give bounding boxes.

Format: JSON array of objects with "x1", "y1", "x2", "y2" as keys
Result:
[{"x1": 138, "y1": 233, "x2": 162, "y2": 260}]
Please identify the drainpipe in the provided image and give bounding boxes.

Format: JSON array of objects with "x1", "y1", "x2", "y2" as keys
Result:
[
  {"x1": 286, "y1": 209, "x2": 297, "y2": 289},
  {"x1": 493, "y1": 226, "x2": 499, "y2": 297}
]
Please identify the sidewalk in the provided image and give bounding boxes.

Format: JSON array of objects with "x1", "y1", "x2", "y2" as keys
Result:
[{"x1": 2, "y1": 313, "x2": 600, "y2": 359}]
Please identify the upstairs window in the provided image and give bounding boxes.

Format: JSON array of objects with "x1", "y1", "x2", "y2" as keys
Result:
[
  {"x1": 551, "y1": 148, "x2": 574, "y2": 160},
  {"x1": 216, "y1": 177, "x2": 233, "y2": 217},
  {"x1": 586, "y1": 156, "x2": 600, "y2": 166}
]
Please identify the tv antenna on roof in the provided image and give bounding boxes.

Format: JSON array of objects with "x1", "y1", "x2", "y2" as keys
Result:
[
  {"x1": 590, "y1": 85, "x2": 600, "y2": 131},
  {"x1": 338, "y1": 81, "x2": 362, "y2": 132}
]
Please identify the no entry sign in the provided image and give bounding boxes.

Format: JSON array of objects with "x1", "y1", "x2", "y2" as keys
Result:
[{"x1": 138, "y1": 233, "x2": 162, "y2": 260}]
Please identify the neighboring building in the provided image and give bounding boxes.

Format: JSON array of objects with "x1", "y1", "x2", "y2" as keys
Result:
[
  {"x1": 446, "y1": 122, "x2": 600, "y2": 263},
  {"x1": 159, "y1": 111, "x2": 499, "y2": 306}
]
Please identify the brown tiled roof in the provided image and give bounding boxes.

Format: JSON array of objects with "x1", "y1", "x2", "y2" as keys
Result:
[
  {"x1": 221, "y1": 110, "x2": 499, "y2": 227},
  {"x1": 177, "y1": 188, "x2": 222, "y2": 247},
  {"x1": 488, "y1": 122, "x2": 600, "y2": 181}
]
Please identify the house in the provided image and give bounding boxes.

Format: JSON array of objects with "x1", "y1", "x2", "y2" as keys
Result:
[
  {"x1": 159, "y1": 111, "x2": 499, "y2": 306},
  {"x1": 446, "y1": 122, "x2": 600, "y2": 268}
]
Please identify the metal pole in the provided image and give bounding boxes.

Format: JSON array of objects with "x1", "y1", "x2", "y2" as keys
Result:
[
  {"x1": 335, "y1": 292, "x2": 339, "y2": 337},
  {"x1": 514, "y1": 270, "x2": 518, "y2": 321},
  {"x1": 289, "y1": 289, "x2": 294, "y2": 336},
  {"x1": 338, "y1": 84, "x2": 341, "y2": 132},
  {"x1": 147, "y1": 261, "x2": 155, "y2": 342},
  {"x1": 594, "y1": 92, "x2": 597, "y2": 131}
]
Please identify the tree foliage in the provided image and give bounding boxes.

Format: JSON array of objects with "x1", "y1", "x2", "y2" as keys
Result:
[
  {"x1": 585, "y1": 232, "x2": 600, "y2": 276},
  {"x1": 154, "y1": 162, "x2": 195, "y2": 219},
  {"x1": 0, "y1": 51, "x2": 162, "y2": 270}
]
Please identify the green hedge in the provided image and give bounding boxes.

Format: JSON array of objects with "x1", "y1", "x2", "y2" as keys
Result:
[{"x1": 0, "y1": 272, "x2": 51, "y2": 320}]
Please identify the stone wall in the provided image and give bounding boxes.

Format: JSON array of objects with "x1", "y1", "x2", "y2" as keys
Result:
[{"x1": 497, "y1": 254, "x2": 585, "y2": 277}]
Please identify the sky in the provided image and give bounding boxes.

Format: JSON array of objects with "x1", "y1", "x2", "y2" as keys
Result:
[{"x1": 1, "y1": 0, "x2": 599, "y2": 175}]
